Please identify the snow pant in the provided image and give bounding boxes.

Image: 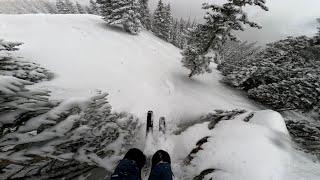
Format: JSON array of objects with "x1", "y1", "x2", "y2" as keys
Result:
[{"x1": 148, "y1": 162, "x2": 173, "y2": 180}]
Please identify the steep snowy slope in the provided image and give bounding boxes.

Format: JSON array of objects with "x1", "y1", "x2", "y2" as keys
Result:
[
  {"x1": 1, "y1": 14, "x2": 319, "y2": 180},
  {"x1": 0, "y1": 14, "x2": 259, "y2": 122}
]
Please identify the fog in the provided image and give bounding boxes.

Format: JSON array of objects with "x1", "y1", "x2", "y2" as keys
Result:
[
  {"x1": 48, "y1": 0, "x2": 320, "y2": 44},
  {"x1": 149, "y1": 0, "x2": 320, "y2": 44}
]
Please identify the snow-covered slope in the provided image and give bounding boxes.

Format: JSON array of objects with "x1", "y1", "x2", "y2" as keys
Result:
[
  {"x1": 1, "y1": 14, "x2": 319, "y2": 180},
  {"x1": 0, "y1": 14, "x2": 259, "y2": 121}
]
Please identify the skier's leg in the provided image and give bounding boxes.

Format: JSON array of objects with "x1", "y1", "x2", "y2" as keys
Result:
[
  {"x1": 111, "y1": 148, "x2": 146, "y2": 179},
  {"x1": 148, "y1": 150, "x2": 173, "y2": 180}
]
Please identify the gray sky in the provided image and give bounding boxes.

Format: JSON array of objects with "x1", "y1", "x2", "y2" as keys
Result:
[
  {"x1": 149, "y1": 0, "x2": 320, "y2": 44},
  {"x1": 57, "y1": 0, "x2": 320, "y2": 44}
]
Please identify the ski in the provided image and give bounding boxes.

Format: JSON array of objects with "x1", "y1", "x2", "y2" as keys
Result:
[
  {"x1": 159, "y1": 116, "x2": 166, "y2": 135},
  {"x1": 146, "y1": 110, "x2": 153, "y2": 135}
]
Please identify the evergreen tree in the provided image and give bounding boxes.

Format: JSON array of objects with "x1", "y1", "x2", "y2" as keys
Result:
[
  {"x1": 219, "y1": 33, "x2": 320, "y2": 111},
  {"x1": 181, "y1": 25, "x2": 213, "y2": 78},
  {"x1": 98, "y1": 0, "x2": 142, "y2": 35},
  {"x1": 0, "y1": 39, "x2": 142, "y2": 179},
  {"x1": 89, "y1": 0, "x2": 99, "y2": 15},
  {"x1": 170, "y1": 19, "x2": 179, "y2": 46},
  {"x1": 152, "y1": 0, "x2": 165, "y2": 39},
  {"x1": 96, "y1": 0, "x2": 111, "y2": 15},
  {"x1": 138, "y1": 0, "x2": 152, "y2": 30},
  {"x1": 76, "y1": 1, "x2": 85, "y2": 14},
  {"x1": 56, "y1": 0, "x2": 68, "y2": 14},
  {"x1": 64, "y1": 0, "x2": 77, "y2": 13},
  {"x1": 163, "y1": 3, "x2": 173, "y2": 41},
  {"x1": 42, "y1": 0, "x2": 58, "y2": 14},
  {"x1": 181, "y1": 0, "x2": 268, "y2": 77},
  {"x1": 152, "y1": 0, "x2": 172, "y2": 41}
]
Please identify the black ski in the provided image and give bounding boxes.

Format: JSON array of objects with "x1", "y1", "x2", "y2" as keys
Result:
[
  {"x1": 146, "y1": 110, "x2": 153, "y2": 135},
  {"x1": 159, "y1": 116, "x2": 166, "y2": 135}
]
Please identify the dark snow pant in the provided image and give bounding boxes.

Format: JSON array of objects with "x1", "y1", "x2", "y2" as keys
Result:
[
  {"x1": 111, "y1": 159, "x2": 141, "y2": 180},
  {"x1": 111, "y1": 160, "x2": 173, "y2": 180},
  {"x1": 148, "y1": 162, "x2": 173, "y2": 180}
]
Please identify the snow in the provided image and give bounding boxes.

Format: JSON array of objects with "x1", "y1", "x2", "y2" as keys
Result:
[
  {"x1": 0, "y1": 14, "x2": 259, "y2": 122},
  {"x1": 163, "y1": 111, "x2": 320, "y2": 180},
  {"x1": 249, "y1": 110, "x2": 289, "y2": 134},
  {"x1": 0, "y1": 14, "x2": 319, "y2": 179},
  {"x1": 0, "y1": 75, "x2": 32, "y2": 94}
]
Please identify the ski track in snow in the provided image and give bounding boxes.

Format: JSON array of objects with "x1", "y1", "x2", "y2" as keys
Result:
[{"x1": 0, "y1": 14, "x2": 319, "y2": 180}]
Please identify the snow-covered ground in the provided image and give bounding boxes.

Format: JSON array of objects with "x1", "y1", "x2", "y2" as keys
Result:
[
  {"x1": 0, "y1": 14, "x2": 260, "y2": 121},
  {"x1": 0, "y1": 14, "x2": 319, "y2": 180}
]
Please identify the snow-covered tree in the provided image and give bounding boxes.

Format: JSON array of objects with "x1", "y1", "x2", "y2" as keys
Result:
[
  {"x1": 89, "y1": 0, "x2": 99, "y2": 15},
  {"x1": 219, "y1": 33, "x2": 320, "y2": 111},
  {"x1": 76, "y1": 1, "x2": 86, "y2": 14},
  {"x1": 181, "y1": 24, "x2": 214, "y2": 78},
  {"x1": 152, "y1": 0, "x2": 172, "y2": 41},
  {"x1": 42, "y1": 0, "x2": 58, "y2": 14},
  {"x1": 0, "y1": 39, "x2": 142, "y2": 179},
  {"x1": 64, "y1": 0, "x2": 77, "y2": 13},
  {"x1": 0, "y1": 0, "x2": 57, "y2": 14},
  {"x1": 0, "y1": 89, "x2": 141, "y2": 179},
  {"x1": 217, "y1": 41, "x2": 261, "y2": 75},
  {"x1": 138, "y1": 0, "x2": 152, "y2": 30},
  {"x1": 98, "y1": 0, "x2": 142, "y2": 34},
  {"x1": 56, "y1": 0, "x2": 68, "y2": 14},
  {"x1": 181, "y1": 0, "x2": 268, "y2": 77},
  {"x1": 0, "y1": 39, "x2": 53, "y2": 82},
  {"x1": 96, "y1": 0, "x2": 111, "y2": 15}
]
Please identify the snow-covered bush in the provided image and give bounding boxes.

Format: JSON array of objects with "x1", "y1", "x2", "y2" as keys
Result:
[
  {"x1": 217, "y1": 41, "x2": 261, "y2": 73},
  {"x1": 219, "y1": 35, "x2": 320, "y2": 111},
  {"x1": 97, "y1": 0, "x2": 142, "y2": 34},
  {"x1": 248, "y1": 77, "x2": 320, "y2": 111},
  {"x1": 0, "y1": 39, "x2": 142, "y2": 179},
  {"x1": 286, "y1": 119, "x2": 320, "y2": 159},
  {"x1": 0, "y1": 91, "x2": 141, "y2": 179},
  {"x1": 178, "y1": 109, "x2": 291, "y2": 180},
  {"x1": 0, "y1": 39, "x2": 53, "y2": 82}
]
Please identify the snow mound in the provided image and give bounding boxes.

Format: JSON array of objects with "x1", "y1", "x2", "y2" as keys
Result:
[
  {"x1": 0, "y1": 14, "x2": 259, "y2": 121},
  {"x1": 250, "y1": 110, "x2": 289, "y2": 134},
  {"x1": 168, "y1": 110, "x2": 297, "y2": 180}
]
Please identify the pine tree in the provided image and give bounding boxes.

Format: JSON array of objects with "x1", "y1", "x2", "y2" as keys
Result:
[
  {"x1": 170, "y1": 19, "x2": 179, "y2": 46},
  {"x1": 152, "y1": 0, "x2": 165, "y2": 38},
  {"x1": 138, "y1": 0, "x2": 152, "y2": 30},
  {"x1": 163, "y1": 3, "x2": 173, "y2": 41},
  {"x1": 181, "y1": 25, "x2": 213, "y2": 78},
  {"x1": 64, "y1": 0, "x2": 77, "y2": 13},
  {"x1": 0, "y1": 39, "x2": 142, "y2": 179},
  {"x1": 89, "y1": 0, "x2": 99, "y2": 15},
  {"x1": 98, "y1": 0, "x2": 142, "y2": 35},
  {"x1": 96, "y1": 0, "x2": 111, "y2": 15},
  {"x1": 56, "y1": 0, "x2": 68, "y2": 14},
  {"x1": 42, "y1": 0, "x2": 58, "y2": 14},
  {"x1": 181, "y1": 0, "x2": 268, "y2": 78},
  {"x1": 76, "y1": 1, "x2": 85, "y2": 14},
  {"x1": 152, "y1": 0, "x2": 172, "y2": 41}
]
